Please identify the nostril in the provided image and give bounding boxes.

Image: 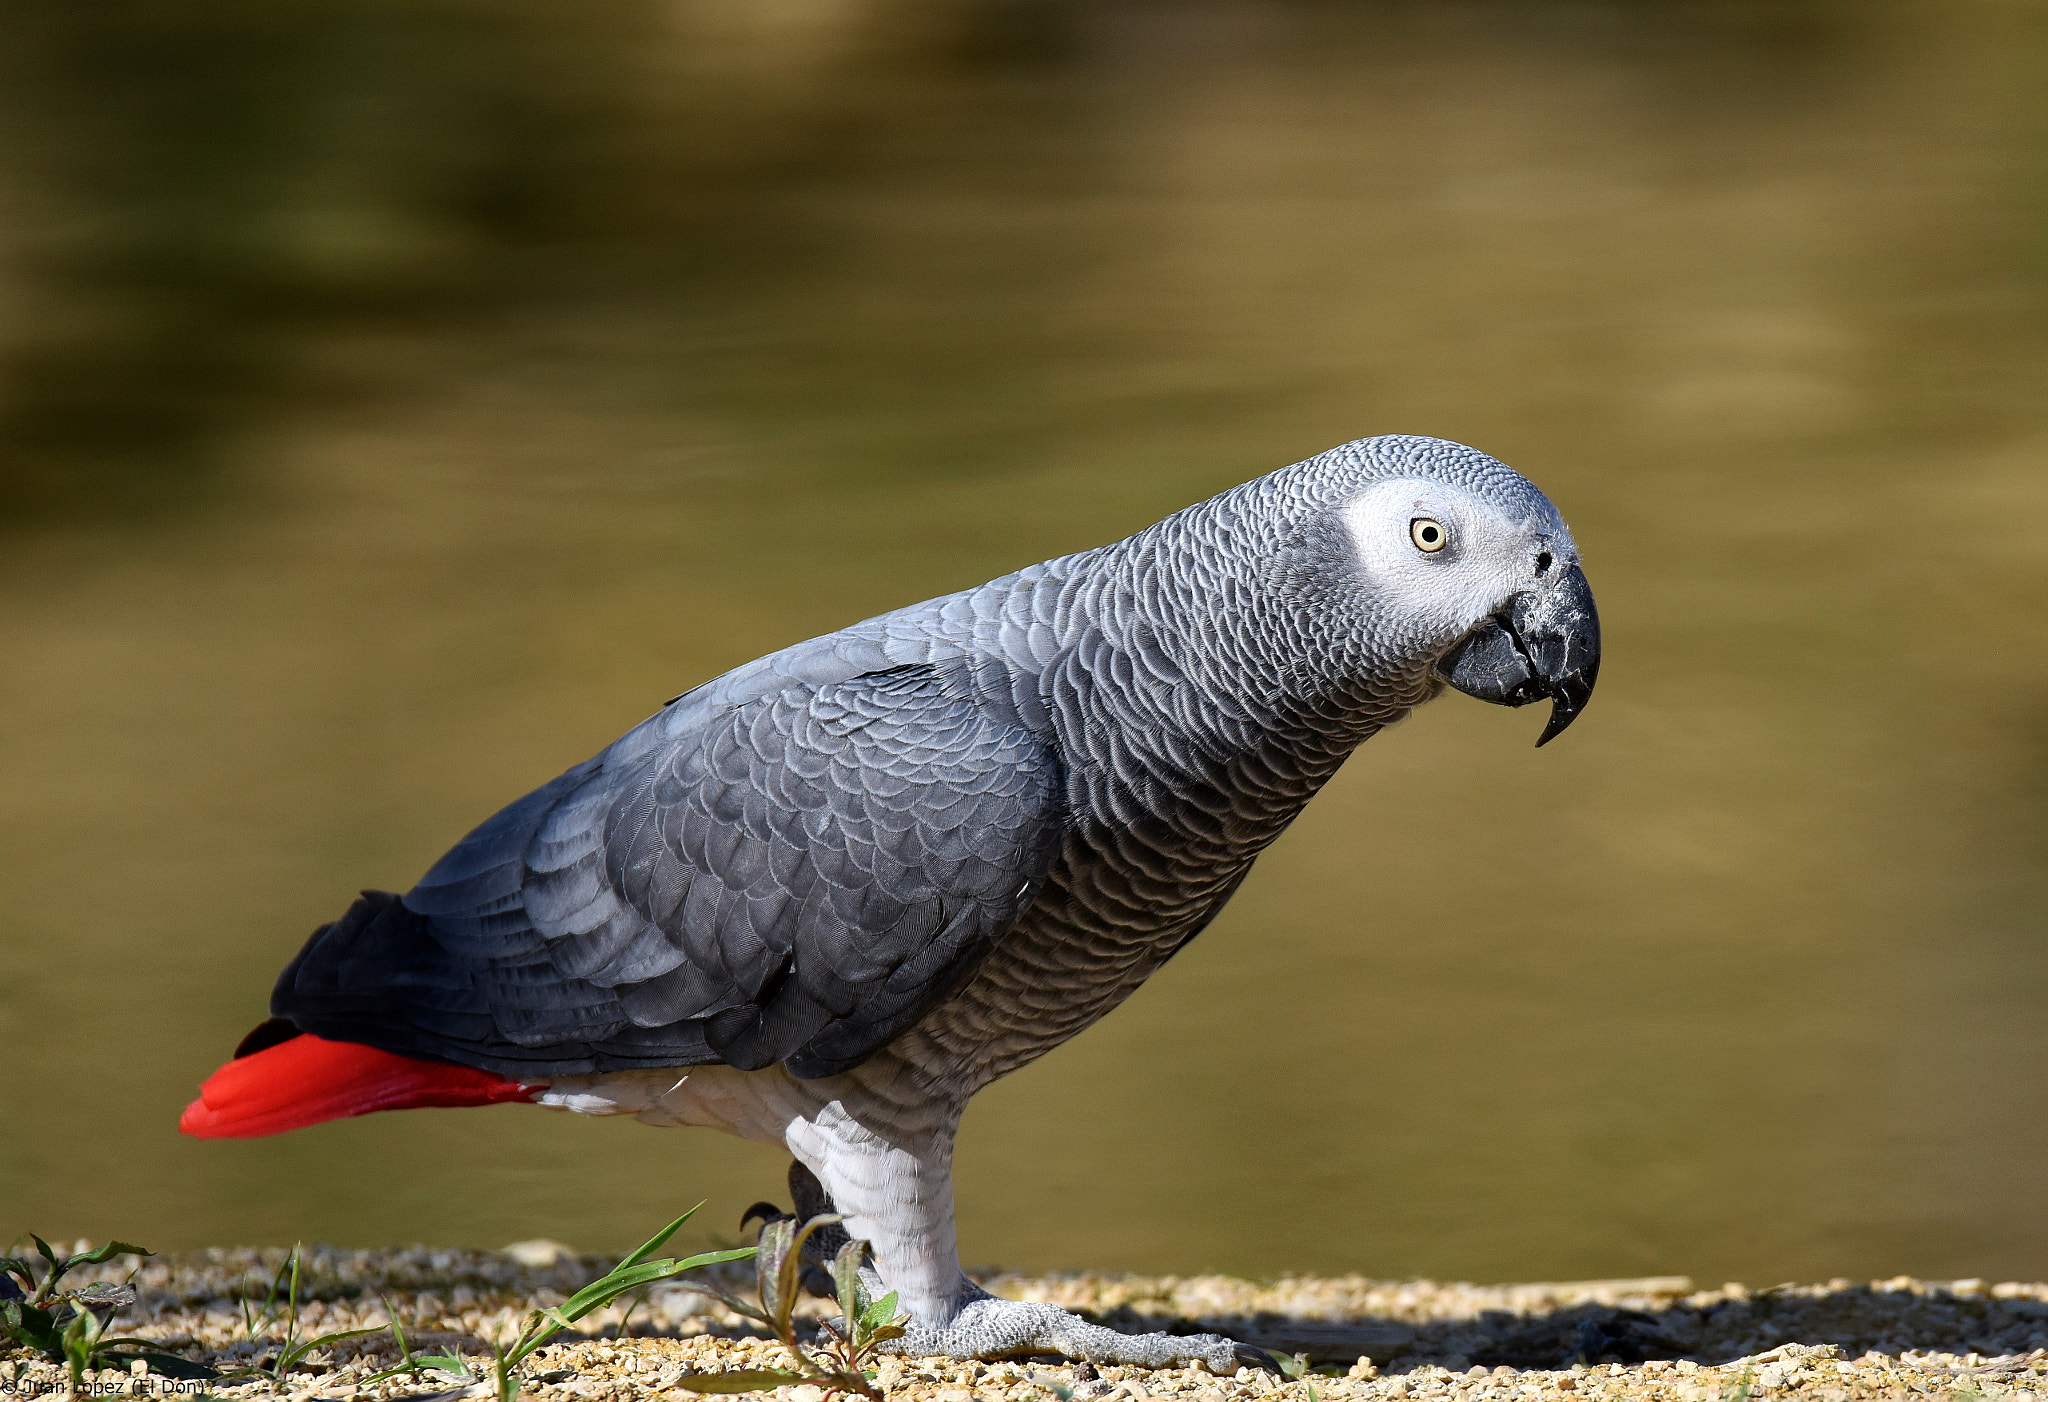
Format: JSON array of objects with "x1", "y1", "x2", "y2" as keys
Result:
[{"x1": 1535, "y1": 550, "x2": 1553, "y2": 575}]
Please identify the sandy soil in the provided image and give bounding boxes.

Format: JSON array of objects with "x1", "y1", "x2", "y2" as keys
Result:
[{"x1": 5, "y1": 1244, "x2": 2044, "y2": 1401}]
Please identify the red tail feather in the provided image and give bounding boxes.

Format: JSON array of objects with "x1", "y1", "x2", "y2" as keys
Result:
[{"x1": 180, "y1": 1032, "x2": 536, "y2": 1139}]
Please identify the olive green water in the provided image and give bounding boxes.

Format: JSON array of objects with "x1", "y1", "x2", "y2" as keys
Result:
[{"x1": 3, "y1": 0, "x2": 2046, "y2": 1288}]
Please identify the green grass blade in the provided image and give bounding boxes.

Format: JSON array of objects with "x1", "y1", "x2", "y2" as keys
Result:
[
  {"x1": 548, "y1": 1236, "x2": 749, "y2": 1327},
  {"x1": 617, "y1": 1205, "x2": 703, "y2": 1274},
  {"x1": 668, "y1": 1370, "x2": 807, "y2": 1393},
  {"x1": 412, "y1": 1351, "x2": 474, "y2": 1379},
  {"x1": 259, "y1": 1252, "x2": 290, "y2": 1322},
  {"x1": 70, "y1": 1243, "x2": 152, "y2": 1268},
  {"x1": 572, "y1": 1248, "x2": 754, "y2": 1311},
  {"x1": 357, "y1": 1315, "x2": 427, "y2": 1389},
  {"x1": 554, "y1": 1259, "x2": 688, "y2": 1322},
  {"x1": 357, "y1": 1364, "x2": 416, "y2": 1386},
  {"x1": 668, "y1": 1247, "x2": 755, "y2": 1273},
  {"x1": 279, "y1": 1325, "x2": 383, "y2": 1372}
]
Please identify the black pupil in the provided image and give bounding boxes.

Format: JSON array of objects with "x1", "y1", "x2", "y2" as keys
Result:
[{"x1": 1420, "y1": 525, "x2": 1438, "y2": 543}]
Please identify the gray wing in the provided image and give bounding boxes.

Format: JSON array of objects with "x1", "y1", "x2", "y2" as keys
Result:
[{"x1": 271, "y1": 661, "x2": 1065, "y2": 1079}]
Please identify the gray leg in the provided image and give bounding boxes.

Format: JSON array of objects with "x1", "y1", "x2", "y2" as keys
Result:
[
  {"x1": 565, "y1": 1062, "x2": 1268, "y2": 1370},
  {"x1": 780, "y1": 1150, "x2": 1272, "y2": 1375}
]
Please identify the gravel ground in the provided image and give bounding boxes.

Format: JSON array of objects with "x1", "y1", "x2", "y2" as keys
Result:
[{"x1": 6, "y1": 1243, "x2": 2046, "y2": 1402}]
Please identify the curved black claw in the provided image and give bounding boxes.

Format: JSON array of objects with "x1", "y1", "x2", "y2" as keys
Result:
[
  {"x1": 740, "y1": 1201, "x2": 792, "y2": 1232},
  {"x1": 1234, "y1": 1344, "x2": 1288, "y2": 1376}
]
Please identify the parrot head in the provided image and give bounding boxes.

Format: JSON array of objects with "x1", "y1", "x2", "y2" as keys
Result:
[{"x1": 1337, "y1": 469, "x2": 1601, "y2": 746}]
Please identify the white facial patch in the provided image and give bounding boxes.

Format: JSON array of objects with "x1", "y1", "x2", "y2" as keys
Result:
[{"x1": 1337, "y1": 478, "x2": 1551, "y2": 643}]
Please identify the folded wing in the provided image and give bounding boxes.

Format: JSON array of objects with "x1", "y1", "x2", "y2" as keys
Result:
[{"x1": 272, "y1": 661, "x2": 1065, "y2": 1080}]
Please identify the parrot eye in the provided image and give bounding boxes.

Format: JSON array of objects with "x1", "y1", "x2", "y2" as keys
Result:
[{"x1": 1410, "y1": 518, "x2": 1447, "y2": 553}]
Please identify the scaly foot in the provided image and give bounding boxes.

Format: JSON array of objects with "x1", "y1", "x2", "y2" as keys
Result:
[
  {"x1": 773, "y1": 1161, "x2": 1275, "y2": 1375},
  {"x1": 887, "y1": 1286, "x2": 1276, "y2": 1374}
]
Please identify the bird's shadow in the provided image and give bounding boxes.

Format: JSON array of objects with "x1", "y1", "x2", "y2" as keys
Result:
[{"x1": 1068, "y1": 1283, "x2": 2048, "y2": 1373}]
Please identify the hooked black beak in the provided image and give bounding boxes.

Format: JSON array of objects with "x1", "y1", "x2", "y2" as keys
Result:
[{"x1": 1435, "y1": 561, "x2": 1600, "y2": 747}]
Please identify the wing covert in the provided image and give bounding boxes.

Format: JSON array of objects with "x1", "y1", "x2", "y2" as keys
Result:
[{"x1": 272, "y1": 661, "x2": 1064, "y2": 1080}]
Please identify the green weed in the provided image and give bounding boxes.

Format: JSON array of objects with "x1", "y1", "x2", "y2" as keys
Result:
[
  {"x1": 669, "y1": 1213, "x2": 906, "y2": 1400},
  {"x1": 356, "y1": 1304, "x2": 440, "y2": 1387},
  {"x1": 453, "y1": 1203, "x2": 753, "y2": 1402},
  {"x1": 1, "y1": 1235, "x2": 215, "y2": 1388},
  {"x1": 218, "y1": 1244, "x2": 381, "y2": 1386}
]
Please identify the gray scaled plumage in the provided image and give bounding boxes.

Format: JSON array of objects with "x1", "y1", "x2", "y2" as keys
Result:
[{"x1": 264, "y1": 434, "x2": 1600, "y2": 1370}]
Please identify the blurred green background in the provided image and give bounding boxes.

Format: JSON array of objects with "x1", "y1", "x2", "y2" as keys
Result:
[{"x1": 2, "y1": 0, "x2": 2045, "y2": 1288}]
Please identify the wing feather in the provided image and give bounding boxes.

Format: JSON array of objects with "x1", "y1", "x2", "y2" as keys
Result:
[{"x1": 270, "y1": 658, "x2": 1063, "y2": 1079}]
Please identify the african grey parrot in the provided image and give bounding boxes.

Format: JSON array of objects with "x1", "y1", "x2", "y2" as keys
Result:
[{"x1": 184, "y1": 434, "x2": 1599, "y2": 1372}]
